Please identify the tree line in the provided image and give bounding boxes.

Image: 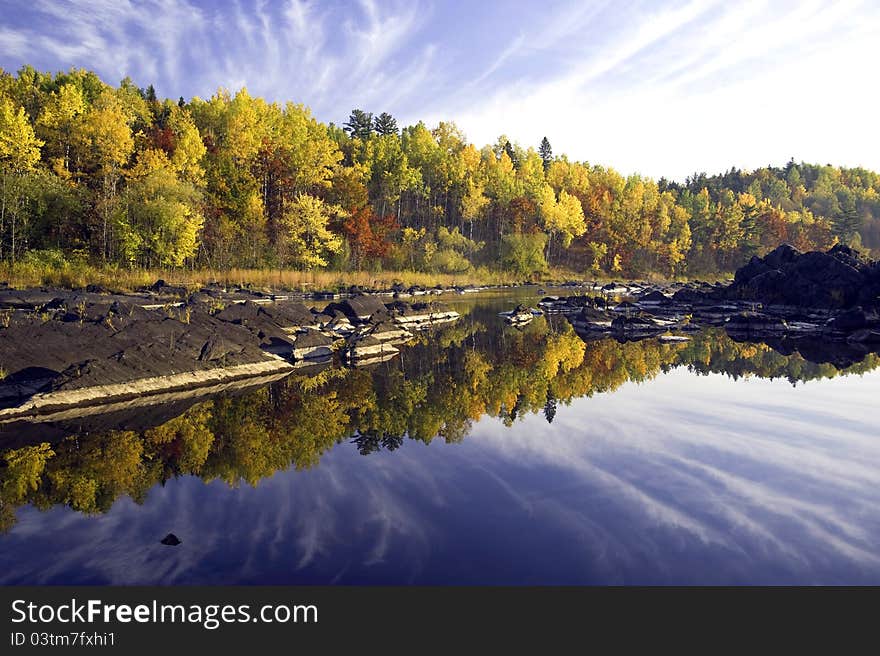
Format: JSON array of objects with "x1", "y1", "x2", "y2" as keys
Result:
[{"x1": 1, "y1": 65, "x2": 879, "y2": 278}]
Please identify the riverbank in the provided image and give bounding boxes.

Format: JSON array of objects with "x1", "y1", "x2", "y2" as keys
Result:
[
  {"x1": 0, "y1": 284, "x2": 467, "y2": 422},
  {"x1": 0, "y1": 262, "x2": 544, "y2": 293},
  {"x1": 0, "y1": 261, "x2": 736, "y2": 294}
]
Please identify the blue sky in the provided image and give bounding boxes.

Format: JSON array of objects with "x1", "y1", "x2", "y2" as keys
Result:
[{"x1": 1, "y1": 0, "x2": 879, "y2": 180}]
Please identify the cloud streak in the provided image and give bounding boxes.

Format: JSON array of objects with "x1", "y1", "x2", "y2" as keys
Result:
[{"x1": 1, "y1": 0, "x2": 878, "y2": 177}]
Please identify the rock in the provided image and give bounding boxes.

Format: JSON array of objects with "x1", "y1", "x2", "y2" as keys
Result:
[
  {"x1": 847, "y1": 328, "x2": 880, "y2": 343},
  {"x1": 762, "y1": 243, "x2": 802, "y2": 270},
  {"x1": 389, "y1": 301, "x2": 459, "y2": 329},
  {"x1": 362, "y1": 320, "x2": 413, "y2": 342},
  {"x1": 671, "y1": 287, "x2": 706, "y2": 303},
  {"x1": 725, "y1": 311, "x2": 788, "y2": 334},
  {"x1": 638, "y1": 290, "x2": 672, "y2": 305},
  {"x1": 327, "y1": 294, "x2": 388, "y2": 321},
  {"x1": 734, "y1": 255, "x2": 774, "y2": 285},
  {"x1": 612, "y1": 300, "x2": 639, "y2": 313},
  {"x1": 658, "y1": 335, "x2": 691, "y2": 343},
  {"x1": 325, "y1": 316, "x2": 356, "y2": 336},
  {"x1": 291, "y1": 329, "x2": 334, "y2": 360},
  {"x1": 160, "y1": 533, "x2": 182, "y2": 546},
  {"x1": 725, "y1": 244, "x2": 878, "y2": 309},
  {"x1": 611, "y1": 315, "x2": 661, "y2": 333},
  {"x1": 828, "y1": 307, "x2": 873, "y2": 332},
  {"x1": 198, "y1": 335, "x2": 238, "y2": 362},
  {"x1": 215, "y1": 301, "x2": 262, "y2": 324},
  {"x1": 262, "y1": 302, "x2": 315, "y2": 327},
  {"x1": 147, "y1": 279, "x2": 188, "y2": 298},
  {"x1": 503, "y1": 305, "x2": 535, "y2": 325},
  {"x1": 344, "y1": 334, "x2": 399, "y2": 362}
]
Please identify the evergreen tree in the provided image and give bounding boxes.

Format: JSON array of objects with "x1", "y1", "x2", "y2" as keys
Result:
[
  {"x1": 834, "y1": 193, "x2": 861, "y2": 244},
  {"x1": 538, "y1": 136, "x2": 552, "y2": 171},
  {"x1": 504, "y1": 140, "x2": 518, "y2": 169},
  {"x1": 373, "y1": 112, "x2": 398, "y2": 136},
  {"x1": 343, "y1": 109, "x2": 374, "y2": 140}
]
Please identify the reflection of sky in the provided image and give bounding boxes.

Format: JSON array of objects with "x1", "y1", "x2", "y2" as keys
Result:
[{"x1": 2, "y1": 369, "x2": 880, "y2": 585}]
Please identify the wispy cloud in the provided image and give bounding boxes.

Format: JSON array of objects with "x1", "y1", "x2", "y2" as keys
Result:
[{"x1": 1, "y1": 0, "x2": 878, "y2": 177}]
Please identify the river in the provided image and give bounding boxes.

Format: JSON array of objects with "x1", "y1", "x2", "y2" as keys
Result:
[{"x1": 1, "y1": 292, "x2": 879, "y2": 584}]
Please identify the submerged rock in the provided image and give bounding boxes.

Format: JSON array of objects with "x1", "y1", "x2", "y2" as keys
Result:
[
  {"x1": 611, "y1": 315, "x2": 663, "y2": 335},
  {"x1": 725, "y1": 311, "x2": 788, "y2": 335},
  {"x1": 160, "y1": 533, "x2": 182, "y2": 546}
]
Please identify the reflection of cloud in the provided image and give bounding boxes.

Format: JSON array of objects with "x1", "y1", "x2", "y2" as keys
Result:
[
  {"x1": 2, "y1": 368, "x2": 879, "y2": 584},
  {"x1": 475, "y1": 369, "x2": 880, "y2": 580}
]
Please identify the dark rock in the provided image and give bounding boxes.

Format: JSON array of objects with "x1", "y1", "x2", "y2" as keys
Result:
[
  {"x1": 188, "y1": 291, "x2": 215, "y2": 306},
  {"x1": 725, "y1": 311, "x2": 787, "y2": 334},
  {"x1": 575, "y1": 307, "x2": 611, "y2": 322},
  {"x1": 638, "y1": 290, "x2": 671, "y2": 304},
  {"x1": 725, "y1": 244, "x2": 878, "y2": 310},
  {"x1": 215, "y1": 301, "x2": 262, "y2": 324},
  {"x1": 762, "y1": 243, "x2": 802, "y2": 270},
  {"x1": 148, "y1": 279, "x2": 188, "y2": 297},
  {"x1": 848, "y1": 328, "x2": 880, "y2": 343},
  {"x1": 611, "y1": 315, "x2": 661, "y2": 333},
  {"x1": 198, "y1": 335, "x2": 238, "y2": 362},
  {"x1": 828, "y1": 307, "x2": 871, "y2": 332},
  {"x1": 160, "y1": 533, "x2": 182, "y2": 546},
  {"x1": 671, "y1": 287, "x2": 706, "y2": 303},
  {"x1": 330, "y1": 294, "x2": 388, "y2": 321},
  {"x1": 261, "y1": 302, "x2": 315, "y2": 326},
  {"x1": 734, "y1": 256, "x2": 773, "y2": 285}
]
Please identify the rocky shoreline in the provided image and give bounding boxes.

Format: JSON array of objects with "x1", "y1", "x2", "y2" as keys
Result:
[
  {"x1": 0, "y1": 284, "x2": 461, "y2": 421},
  {"x1": 544, "y1": 244, "x2": 880, "y2": 347},
  {"x1": 2, "y1": 242, "x2": 878, "y2": 421}
]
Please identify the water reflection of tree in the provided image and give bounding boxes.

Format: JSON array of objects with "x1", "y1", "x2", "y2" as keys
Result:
[{"x1": 2, "y1": 309, "x2": 878, "y2": 531}]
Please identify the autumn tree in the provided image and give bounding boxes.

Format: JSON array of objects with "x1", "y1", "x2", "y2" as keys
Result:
[
  {"x1": 342, "y1": 206, "x2": 397, "y2": 268},
  {"x1": 0, "y1": 94, "x2": 43, "y2": 262},
  {"x1": 279, "y1": 194, "x2": 343, "y2": 268},
  {"x1": 76, "y1": 89, "x2": 134, "y2": 260}
]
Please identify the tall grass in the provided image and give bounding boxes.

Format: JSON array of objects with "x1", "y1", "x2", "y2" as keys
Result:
[
  {"x1": 0, "y1": 260, "x2": 729, "y2": 292},
  {"x1": 0, "y1": 261, "x2": 581, "y2": 292}
]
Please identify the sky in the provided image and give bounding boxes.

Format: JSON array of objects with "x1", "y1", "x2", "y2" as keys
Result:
[{"x1": 1, "y1": 0, "x2": 879, "y2": 180}]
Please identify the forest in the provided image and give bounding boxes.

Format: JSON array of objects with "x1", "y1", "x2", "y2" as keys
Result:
[{"x1": 2, "y1": 65, "x2": 879, "y2": 281}]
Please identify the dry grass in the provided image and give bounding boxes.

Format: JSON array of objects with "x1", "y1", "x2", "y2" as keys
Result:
[
  {"x1": 0, "y1": 262, "x2": 583, "y2": 292},
  {"x1": 0, "y1": 261, "x2": 729, "y2": 292}
]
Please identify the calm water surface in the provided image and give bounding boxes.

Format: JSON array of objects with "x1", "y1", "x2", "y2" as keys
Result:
[{"x1": 1, "y1": 295, "x2": 879, "y2": 584}]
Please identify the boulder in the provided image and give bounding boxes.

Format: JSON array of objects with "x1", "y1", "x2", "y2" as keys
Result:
[
  {"x1": 725, "y1": 311, "x2": 787, "y2": 334},
  {"x1": 327, "y1": 294, "x2": 388, "y2": 321},
  {"x1": 671, "y1": 287, "x2": 707, "y2": 303},
  {"x1": 291, "y1": 329, "x2": 334, "y2": 360},
  {"x1": 828, "y1": 307, "x2": 872, "y2": 332},
  {"x1": 725, "y1": 244, "x2": 878, "y2": 310},
  {"x1": 611, "y1": 315, "x2": 661, "y2": 334},
  {"x1": 638, "y1": 290, "x2": 672, "y2": 304}
]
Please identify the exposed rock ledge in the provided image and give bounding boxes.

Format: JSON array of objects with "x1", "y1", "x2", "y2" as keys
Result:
[{"x1": 0, "y1": 288, "x2": 459, "y2": 420}]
